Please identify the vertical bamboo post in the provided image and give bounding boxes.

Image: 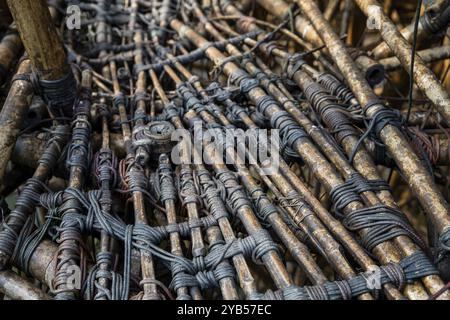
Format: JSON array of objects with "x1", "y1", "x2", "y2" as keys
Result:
[{"x1": 6, "y1": 0, "x2": 76, "y2": 115}]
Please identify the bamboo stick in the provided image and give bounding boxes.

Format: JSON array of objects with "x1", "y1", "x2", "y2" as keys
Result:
[
  {"x1": 0, "y1": 59, "x2": 33, "y2": 189},
  {"x1": 204, "y1": 1, "x2": 441, "y2": 299},
  {"x1": 292, "y1": 0, "x2": 450, "y2": 277},
  {"x1": 6, "y1": 0, "x2": 75, "y2": 115},
  {"x1": 351, "y1": 0, "x2": 450, "y2": 124},
  {"x1": 0, "y1": 25, "x2": 22, "y2": 86},
  {"x1": 380, "y1": 45, "x2": 450, "y2": 72},
  {"x1": 0, "y1": 270, "x2": 50, "y2": 300},
  {"x1": 149, "y1": 63, "x2": 257, "y2": 299}
]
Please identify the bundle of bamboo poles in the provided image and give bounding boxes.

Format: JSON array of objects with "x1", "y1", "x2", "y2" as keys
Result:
[{"x1": 0, "y1": 0, "x2": 449, "y2": 300}]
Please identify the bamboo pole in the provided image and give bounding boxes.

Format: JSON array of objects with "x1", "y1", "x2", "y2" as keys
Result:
[
  {"x1": 109, "y1": 58, "x2": 159, "y2": 300},
  {"x1": 0, "y1": 59, "x2": 33, "y2": 189},
  {"x1": 206, "y1": 1, "x2": 444, "y2": 299},
  {"x1": 292, "y1": 0, "x2": 450, "y2": 272},
  {"x1": 52, "y1": 68, "x2": 92, "y2": 300},
  {"x1": 380, "y1": 45, "x2": 450, "y2": 72},
  {"x1": 0, "y1": 270, "x2": 50, "y2": 300},
  {"x1": 0, "y1": 4, "x2": 63, "y2": 189},
  {"x1": 149, "y1": 63, "x2": 258, "y2": 299},
  {"x1": 91, "y1": 0, "x2": 116, "y2": 299},
  {"x1": 372, "y1": 1, "x2": 450, "y2": 59},
  {"x1": 351, "y1": 0, "x2": 450, "y2": 124},
  {"x1": 6, "y1": 0, "x2": 76, "y2": 115}
]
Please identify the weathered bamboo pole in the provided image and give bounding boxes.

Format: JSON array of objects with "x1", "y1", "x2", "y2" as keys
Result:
[
  {"x1": 109, "y1": 59, "x2": 159, "y2": 300},
  {"x1": 372, "y1": 2, "x2": 450, "y2": 59},
  {"x1": 207, "y1": 2, "x2": 441, "y2": 298},
  {"x1": 6, "y1": 0, "x2": 76, "y2": 115},
  {"x1": 148, "y1": 64, "x2": 257, "y2": 299},
  {"x1": 92, "y1": 0, "x2": 114, "y2": 299},
  {"x1": 0, "y1": 4, "x2": 63, "y2": 189},
  {"x1": 251, "y1": 0, "x2": 384, "y2": 85},
  {"x1": 293, "y1": 0, "x2": 450, "y2": 272},
  {"x1": 158, "y1": 154, "x2": 194, "y2": 300},
  {"x1": 53, "y1": 68, "x2": 92, "y2": 300},
  {"x1": 130, "y1": 1, "x2": 151, "y2": 166},
  {"x1": 351, "y1": 0, "x2": 450, "y2": 124},
  {"x1": 0, "y1": 270, "x2": 50, "y2": 300},
  {"x1": 0, "y1": 59, "x2": 33, "y2": 189},
  {"x1": 380, "y1": 45, "x2": 450, "y2": 72}
]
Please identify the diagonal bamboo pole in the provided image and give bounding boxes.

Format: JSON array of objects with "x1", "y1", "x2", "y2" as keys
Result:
[
  {"x1": 6, "y1": 0, "x2": 76, "y2": 115},
  {"x1": 202, "y1": 2, "x2": 441, "y2": 299},
  {"x1": 351, "y1": 0, "x2": 450, "y2": 124},
  {"x1": 159, "y1": 58, "x2": 293, "y2": 291},
  {"x1": 292, "y1": 0, "x2": 450, "y2": 269},
  {"x1": 379, "y1": 45, "x2": 450, "y2": 72},
  {"x1": 0, "y1": 270, "x2": 50, "y2": 300},
  {"x1": 109, "y1": 59, "x2": 159, "y2": 300},
  {"x1": 148, "y1": 64, "x2": 240, "y2": 299},
  {"x1": 149, "y1": 62, "x2": 261, "y2": 299},
  {"x1": 372, "y1": 1, "x2": 450, "y2": 59},
  {"x1": 161, "y1": 46, "x2": 331, "y2": 287}
]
